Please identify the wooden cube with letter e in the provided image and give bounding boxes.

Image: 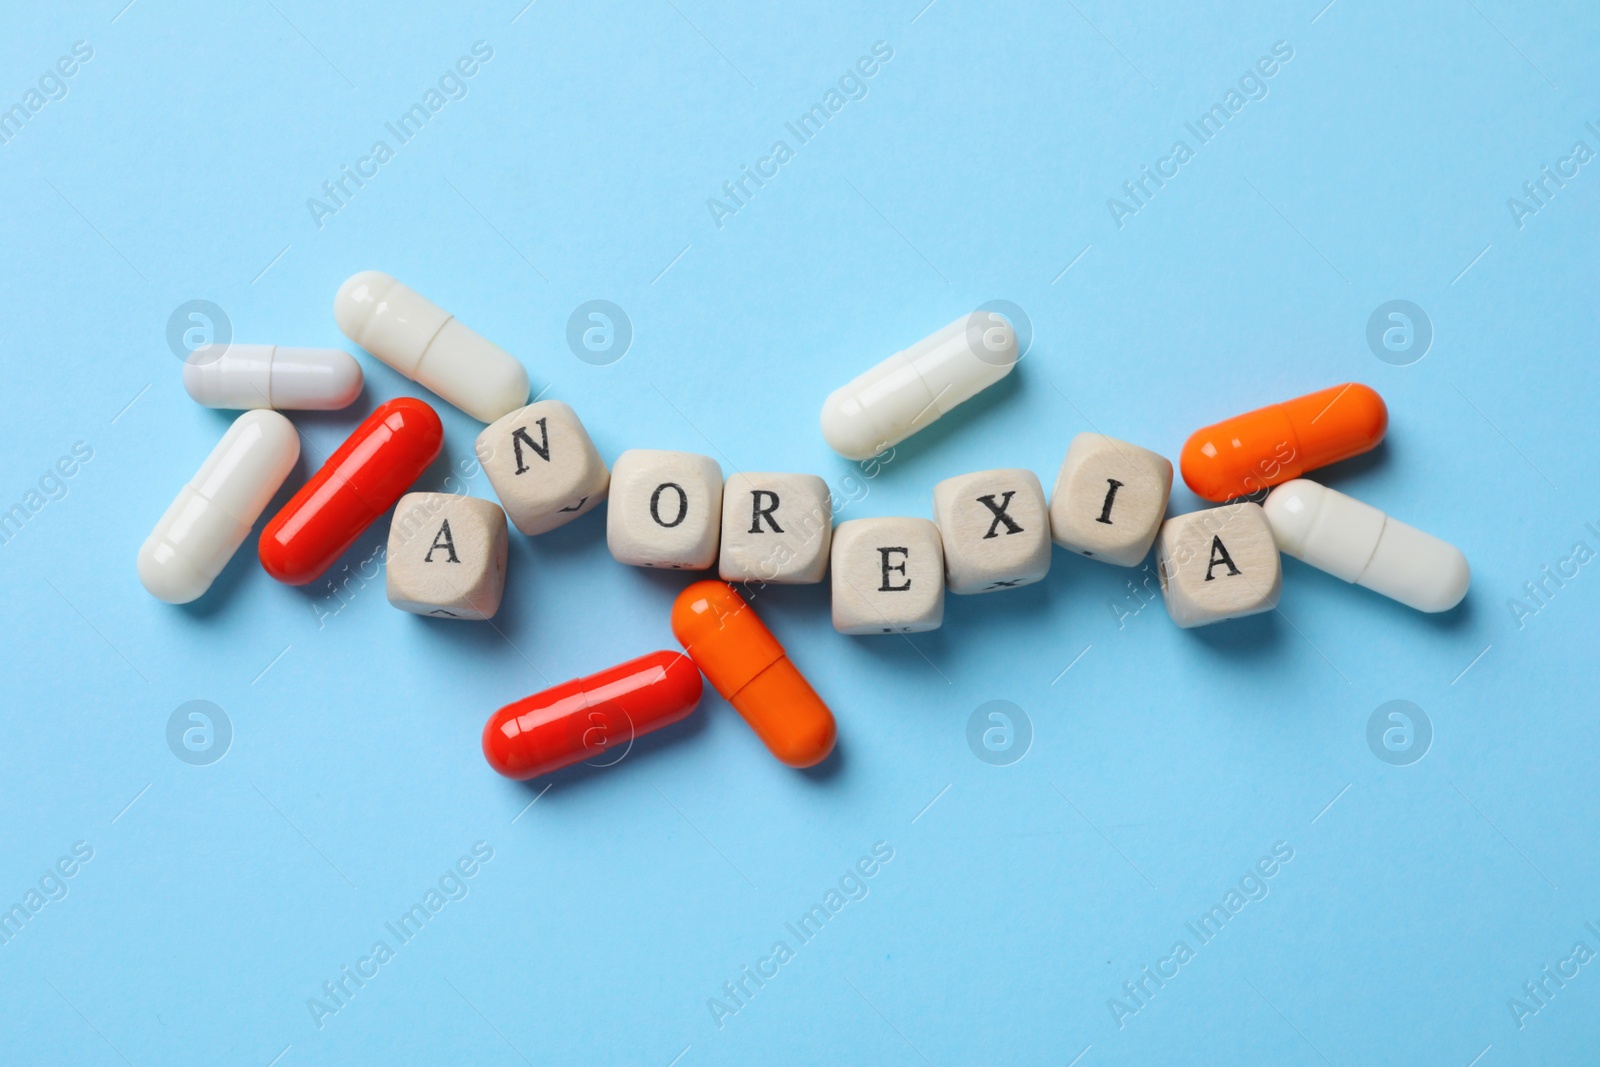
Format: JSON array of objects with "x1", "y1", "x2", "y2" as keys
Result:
[{"x1": 830, "y1": 517, "x2": 945, "y2": 633}]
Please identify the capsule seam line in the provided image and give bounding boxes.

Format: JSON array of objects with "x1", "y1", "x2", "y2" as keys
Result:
[
  {"x1": 904, "y1": 358, "x2": 953, "y2": 421},
  {"x1": 1281, "y1": 413, "x2": 1308, "y2": 487},
  {"x1": 186, "y1": 482, "x2": 253, "y2": 529},
  {"x1": 416, "y1": 314, "x2": 457, "y2": 373},
  {"x1": 1350, "y1": 514, "x2": 1387, "y2": 585}
]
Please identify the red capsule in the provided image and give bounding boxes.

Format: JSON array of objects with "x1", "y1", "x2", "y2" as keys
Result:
[
  {"x1": 482, "y1": 651, "x2": 704, "y2": 780},
  {"x1": 259, "y1": 397, "x2": 443, "y2": 584}
]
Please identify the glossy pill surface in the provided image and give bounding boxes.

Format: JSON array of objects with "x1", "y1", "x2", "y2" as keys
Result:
[
  {"x1": 1180, "y1": 383, "x2": 1387, "y2": 502},
  {"x1": 820, "y1": 312, "x2": 1018, "y2": 460},
  {"x1": 671, "y1": 580, "x2": 836, "y2": 768},
  {"x1": 258, "y1": 397, "x2": 443, "y2": 585},
  {"x1": 1264, "y1": 478, "x2": 1469, "y2": 612},
  {"x1": 138, "y1": 410, "x2": 299, "y2": 603},
  {"x1": 483, "y1": 651, "x2": 703, "y2": 779},
  {"x1": 182, "y1": 344, "x2": 363, "y2": 410},
  {"x1": 334, "y1": 271, "x2": 528, "y2": 423}
]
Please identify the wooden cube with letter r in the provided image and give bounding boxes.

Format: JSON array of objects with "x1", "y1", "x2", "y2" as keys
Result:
[
  {"x1": 386, "y1": 493, "x2": 509, "y2": 620},
  {"x1": 718, "y1": 472, "x2": 832, "y2": 584}
]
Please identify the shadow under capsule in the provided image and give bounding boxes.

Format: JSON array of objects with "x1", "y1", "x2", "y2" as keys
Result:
[
  {"x1": 1315, "y1": 437, "x2": 1392, "y2": 484},
  {"x1": 1277, "y1": 555, "x2": 1477, "y2": 633}
]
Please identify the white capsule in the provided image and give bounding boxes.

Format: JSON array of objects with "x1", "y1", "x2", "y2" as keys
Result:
[
  {"x1": 182, "y1": 344, "x2": 362, "y2": 410},
  {"x1": 137, "y1": 411, "x2": 300, "y2": 604},
  {"x1": 1262, "y1": 478, "x2": 1469, "y2": 612},
  {"x1": 820, "y1": 312, "x2": 1019, "y2": 460},
  {"x1": 334, "y1": 271, "x2": 528, "y2": 423}
]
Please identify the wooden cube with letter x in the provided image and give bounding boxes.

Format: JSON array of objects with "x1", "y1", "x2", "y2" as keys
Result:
[
  {"x1": 932, "y1": 468, "x2": 1050, "y2": 593},
  {"x1": 386, "y1": 493, "x2": 509, "y2": 620},
  {"x1": 1154, "y1": 502, "x2": 1280, "y2": 628}
]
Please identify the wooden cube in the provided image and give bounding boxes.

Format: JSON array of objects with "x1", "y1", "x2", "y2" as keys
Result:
[
  {"x1": 475, "y1": 400, "x2": 609, "y2": 536},
  {"x1": 606, "y1": 450, "x2": 723, "y2": 569},
  {"x1": 1154, "y1": 502, "x2": 1281, "y2": 628},
  {"x1": 830, "y1": 517, "x2": 945, "y2": 634},
  {"x1": 386, "y1": 493, "x2": 508, "y2": 620},
  {"x1": 932, "y1": 468, "x2": 1050, "y2": 594},
  {"x1": 718, "y1": 473, "x2": 832, "y2": 584},
  {"x1": 1049, "y1": 432, "x2": 1173, "y2": 566}
]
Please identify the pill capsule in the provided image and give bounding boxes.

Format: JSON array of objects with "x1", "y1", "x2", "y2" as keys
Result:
[
  {"x1": 334, "y1": 271, "x2": 529, "y2": 423},
  {"x1": 182, "y1": 345, "x2": 363, "y2": 410},
  {"x1": 259, "y1": 397, "x2": 443, "y2": 585},
  {"x1": 1263, "y1": 478, "x2": 1469, "y2": 612},
  {"x1": 671, "y1": 580, "x2": 836, "y2": 768},
  {"x1": 1180, "y1": 383, "x2": 1388, "y2": 502},
  {"x1": 137, "y1": 410, "x2": 299, "y2": 603},
  {"x1": 483, "y1": 650, "x2": 703, "y2": 780},
  {"x1": 820, "y1": 312, "x2": 1018, "y2": 460}
]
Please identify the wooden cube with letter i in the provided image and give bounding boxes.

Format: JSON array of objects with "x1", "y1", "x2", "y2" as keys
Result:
[{"x1": 1049, "y1": 432, "x2": 1173, "y2": 567}]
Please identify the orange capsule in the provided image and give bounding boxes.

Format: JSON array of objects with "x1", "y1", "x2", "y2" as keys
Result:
[
  {"x1": 1180, "y1": 383, "x2": 1387, "y2": 502},
  {"x1": 671, "y1": 581, "x2": 836, "y2": 768}
]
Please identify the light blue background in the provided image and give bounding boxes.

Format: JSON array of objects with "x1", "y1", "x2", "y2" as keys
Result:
[{"x1": 1, "y1": 1, "x2": 1597, "y2": 1064}]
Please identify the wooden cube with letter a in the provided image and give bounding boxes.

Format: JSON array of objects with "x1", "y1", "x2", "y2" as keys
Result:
[
  {"x1": 1154, "y1": 502, "x2": 1281, "y2": 628},
  {"x1": 1049, "y1": 432, "x2": 1173, "y2": 566},
  {"x1": 932, "y1": 468, "x2": 1050, "y2": 594},
  {"x1": 475, "y1": 400, "x2": 609, "y2": 535},
  {"x1": 386, "y1": 493, "x2": 509, "y2": 620},
  {"x1": 830, "y1": 517, "x2": 944, "y2": 634}
]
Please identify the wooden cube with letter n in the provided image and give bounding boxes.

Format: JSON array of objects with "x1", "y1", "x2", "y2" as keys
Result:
[{"x1": 476, "y1": 400, "x2": 609, "y2": 535}]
